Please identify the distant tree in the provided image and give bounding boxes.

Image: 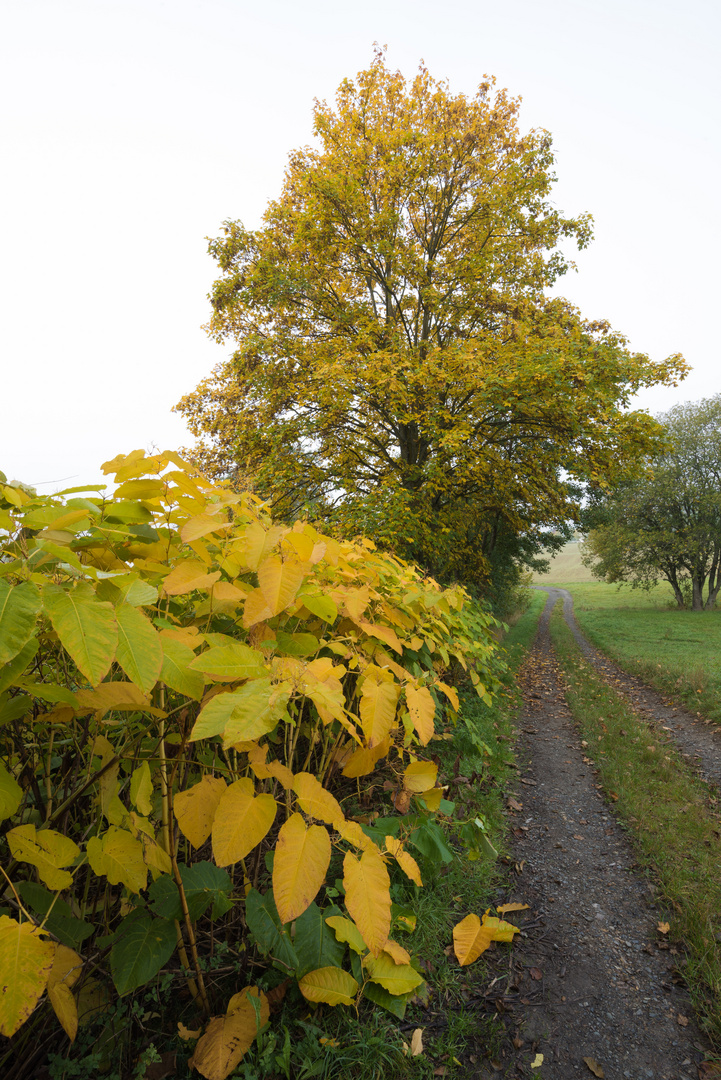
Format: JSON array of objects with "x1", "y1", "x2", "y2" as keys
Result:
[
  {"x1": 582, "y1": 396, "x2": 721, "y2": 610},
  {"x1": 176, "y1": 51, "x2": 686, "y2": 593}
]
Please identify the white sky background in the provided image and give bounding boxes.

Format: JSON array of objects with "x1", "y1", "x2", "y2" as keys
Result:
[{"x1": 1, "y1": 0, "x2": 719, "y2": 491}]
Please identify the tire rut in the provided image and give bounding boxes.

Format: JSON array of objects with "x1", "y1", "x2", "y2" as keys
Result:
[{"x1": 493, "y1": 590, "x2": 713, "y2": 1079}]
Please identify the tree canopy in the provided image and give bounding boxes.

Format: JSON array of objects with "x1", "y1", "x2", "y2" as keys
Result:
[
  {"x1": 582, "y1": 395, "x2": 721, "y2": 610},
  {"x1": 176, "y1": 51, "x2": 686, "y2": 592}
]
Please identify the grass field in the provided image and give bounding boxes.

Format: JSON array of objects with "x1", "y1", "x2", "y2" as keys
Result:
[
  {"x1": 530, "y1": 541, "x2": 597, "y2": 584},
  {"x1": 553, "y1": 581, "x2": 721, "y2": 724}
]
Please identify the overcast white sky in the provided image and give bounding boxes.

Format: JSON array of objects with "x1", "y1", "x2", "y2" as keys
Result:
[{"x1": 1, "y1": 0, "x2": 719, "y2": 490}]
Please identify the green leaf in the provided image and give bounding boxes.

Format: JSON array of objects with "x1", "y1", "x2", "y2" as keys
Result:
[
  {"x1": 0, "y1": 581, "x2": 40, "y2": 666},
  {"x1": 275, "y1": 632, "x2": 320, "y2": 657},
  {"x1": 103, "y1": 502, "x2": 154, "y2": 524},
  {"x1": 16, "y1": 883, "x2": 94, "y2": 951},
  {"x1": 245, "y1": 889, "x2": 298, "y2": 973},
  {"x1": 362, "y1": 978, "x2": 410, "y2": 1018},
  {"x1": 408, "y1": 820, "x2": 455, "y2": 865},
  {"x1": 115, "y1": 604, "x2": 163, "y2": 694},
  {"x1": 159, "y1": 637, "x2": 205, "y2": 700},
  {"x1": 42, "y1": 583, "x2": 118, "y2": 686},
  {"x1": 299, "y1": 593, "x2": 338, "y2": 624},
  {"x1": 190, "y1": 679, "x2": 288, "y2": 745},
  {"x1": 148, "y1": 862, "x2": 232, "y2": 922},
  {"x1": 0, "y1": 638, "x2": 37, "y2": 695},
  {"x1": 0, "y1": 761, "x2": 22, "y2": 822},
  {"x1": 0, "y1": 694, "x2": 32, "y2": 728},
  {"x1": 110, "y1": 910, "x2": 177, "y2": 996},
  {"x1": 188, "y1": 643, "x2": 267, "y2": 681},
  {"x1": 293, "y1": 902, "x2": 345, "y2": 979},
  {"x1": 16, "y1": 681, "x2": 78, "y2": 707}
]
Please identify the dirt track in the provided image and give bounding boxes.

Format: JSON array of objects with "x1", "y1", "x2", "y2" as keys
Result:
[{"x1": 486, "y1": 588, "x2": 717, "y2": 1079}]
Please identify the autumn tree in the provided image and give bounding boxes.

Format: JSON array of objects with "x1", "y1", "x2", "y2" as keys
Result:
[
  {"x1": 176, "y1": 51, "x2": 686, "y2": 592},
  {"x1": 582, "y1": 396, "x2": 721, "y2": 611}
]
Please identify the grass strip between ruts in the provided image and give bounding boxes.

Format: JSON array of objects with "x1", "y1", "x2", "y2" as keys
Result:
[{"x1": 550, "y1": 602, "x2": 721, "y2": 1048}]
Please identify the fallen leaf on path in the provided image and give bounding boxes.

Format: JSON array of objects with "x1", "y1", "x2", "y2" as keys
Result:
[
  {"x1": 699, "y1": 1063, "x2": 721, "y2": 1078},
  {"x1": 529, "y1": 967, "x2": 543, "y2": 980},
  {"x1": 657, "y1": 921, "x2": 670, "y2": 935},
  {"x1": 583, "y1": 1057, "x2": 605, "y2": 1078},
  {"x1": 531, "y1": 1054, "x2": 544, "y2": 1069},
  {"x1": 410, "y1": 1028, "x2": 423, "y2": 1056},
  {"x1": 497, "y1": 903, "x2": 530, "y2": 915},
  {"x1": 677, "y1": 1013, "x2": 689, "y2": 1026},
  {"x1": 507, "y1": 798, "x2": 523, "y2": 812}
]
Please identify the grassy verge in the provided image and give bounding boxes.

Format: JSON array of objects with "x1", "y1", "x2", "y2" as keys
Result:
[
  {"x1": 560, "y1": 581, "x2": 721, "y2": 724},
  {"x1": 550, "y1": 602, "x2": 721, "y2": 1046}
]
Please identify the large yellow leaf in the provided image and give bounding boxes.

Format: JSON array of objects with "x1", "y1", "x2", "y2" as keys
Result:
[
  {"x1": 382, "y1": 939, "x2": 411, "y2": 965},
  {"x1": 161, "y1": 560, "x2": 221, "y2": 596},
  {"x1": 325, "y1": 916, "x2": 366, "y2": 954},
  {"x1": 437, "y1": 681, "x2": 459, "y2": 711},
  {"x1": 343, "y1": 848, "x2": 391, "y2": 957},
  {"x1": 354, "y1": 620, "x2": 403, "y2": 655},
  {"x1": 342, "y1": 736, "x2": 391, "y2": 779},
  {"x1": 212, "y1": 779, "x2": 277, "y2": 867},
  {"x1": 384, "y1": 836, "x2": 423, "y2": 887},
  {"x1": 292, "y1": 772, "x2": 343, "y2": 825},
  {"x1": 363, "y1": 952, "x2": 424, "y2": 995},
  {"x1": 237, "y1": 522, "x2": 285, "y2": 571},
  {"x1": 257, "y1": 555, "x2": 305, "y2": 616},
  {"x1": 7, "y1": 825, "x2": 80, "y2": 890},
  {"x1": 174, "y1": 775, "x2": 227, "y2": 848},
  {"x1": 188, "y1": 988, "x2": 268, "y2": 1080},
  {"x1": 451, "y1": 911, "x2": 520, "y2": 966},
  {"x1": 180, "y1": 513, "x2": 233, "y2": 543},
  {"x1": 0, "y1": 762, "x2": 22, "y2": 823},
  {"x1": 0, "y1": 916, "x2": 55, "y2": 1037},
  {"x1": 86, "y1": 826, "x2": 148, "y2": 893},
  {"x1": 129, "y1": 761, "x2": 153, "y2": 816},
  {"x1": 359, "y1": 677, "x2": 399, "y2": 747},
  {"x1": 75, "y1": 682, "x2": 154, "y2": 718},
  {"x1": 335, "y1": 818, "x2": 379, "y2": 853},
  {"x1": 273, "y1": 814, "x2": 330, "y2": 924},
  {"x1": 241, "y1": 588, "x2": 274, "y2": 628},
  {"x1": 403, "y1": 760, "x2": 438, "y2": 793},
  {"x1": 405, "y1": 685, "x2": 435, "y2": 745},
  {"x1": 298, "y1": 967, "x2": 359, "y2": 1007},
  {"x1": 47, "y1": 944, "x2": 82, "y2": 1042}
]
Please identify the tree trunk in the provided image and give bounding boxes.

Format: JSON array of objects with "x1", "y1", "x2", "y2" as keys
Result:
[
  {"x1": 665, "y1": 570, "x2": 685, "y2": 609},
  {"x1": 692, "y1": 574, "x2": 705, "y2": 611}
]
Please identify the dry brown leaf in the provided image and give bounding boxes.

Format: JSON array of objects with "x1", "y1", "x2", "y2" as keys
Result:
[
  {"x1": 529, "y1": 967, "x2": 543, "y2": 980},
  {"x1": 657, "y1": 921, "x2": 670, "y2": 935},
  {"x1": 583, "y1": 1057, "x2": 605, "y2": 1078},
  {"x1": 410, "y1": 1028, "x2": 423, "y2": 1056},
  {"x1": 677, "y1": 1013, "x2": 689, "y2": 1026},
  {"x1": 507, "y1": 798, "x2": 523, "y2": 812}
]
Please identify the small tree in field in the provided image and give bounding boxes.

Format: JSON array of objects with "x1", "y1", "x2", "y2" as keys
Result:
[
  {"x1": 582, "y1": 395, "x2": 721, "y2": 610},
  {"x1": 176, "y1": 50, "x2": 686, "y2": 593}
]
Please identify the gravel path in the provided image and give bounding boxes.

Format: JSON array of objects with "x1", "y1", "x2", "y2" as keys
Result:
[
  {"x1": 545, "y1": 586, "x2": 721, "y2": 793},
  {"x1": 488, "y1": 588, "x2": 716, "y2": 1079}
]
